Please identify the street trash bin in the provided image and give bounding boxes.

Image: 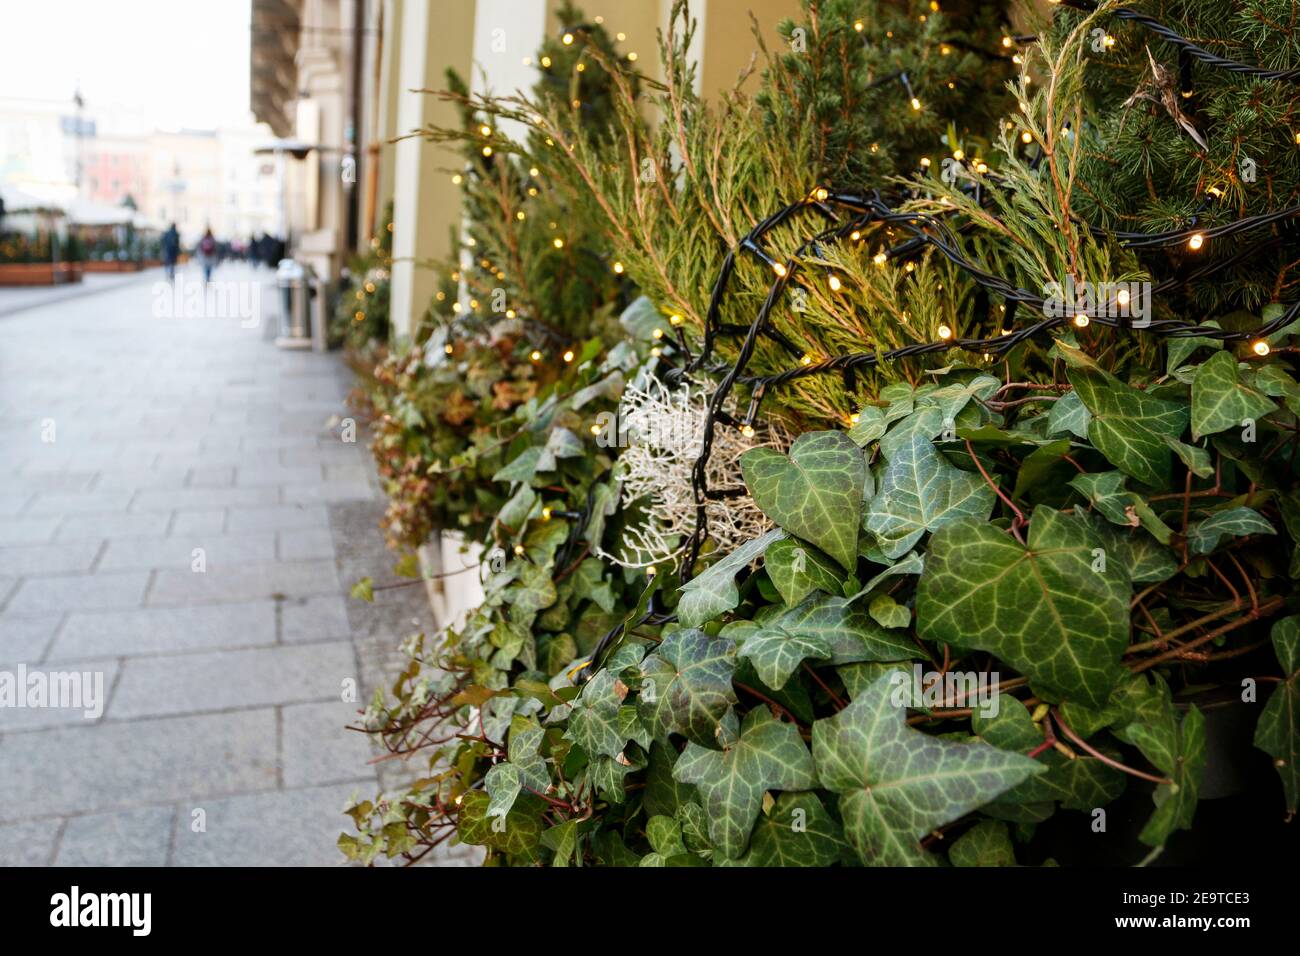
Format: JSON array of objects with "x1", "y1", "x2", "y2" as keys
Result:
[{"x1": 275, "y1": 258, "x2": 314, "y2": 349}]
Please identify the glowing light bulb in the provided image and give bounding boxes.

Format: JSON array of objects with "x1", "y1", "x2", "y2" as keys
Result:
[
  {"x1": 1117, "y1": 288, "x2": 1130, "y2": 307},
  {"x1": 541, "y1": 56, "x2": 552, "y2": 68},
  {"x1": 1188, "y1": 233, "x2": 1205, "y2": 251},
  {"x1": 850, "y1": 413, "x2": 861, "y2": 425},
  {"x1": 741, "y1": 424, "x2": 755, "y2": 438},
  {"x1": 444, "y1": 343, "x2": 454, "y2": 355},
  {"x1": 854, "y1": 20, "x2": 864, "y2": 32},
  {"x1": 1253, "y1": 340, "x2": 1271, "y2": 357},
  {"x1": 627, "y1": 52, "x2": 638, "y2": 62},
  {"x1": 576, "y1": 63, "x2": 585, "y2": 72},
  {"x1": 613, "y1": 261, "x2": 624, "y2": 274},
  {"x1": 1021, "y1": 131, "x2": 1033, "y2": 144},
  {"x1": 873, "y1": 252, "x2": 888, "y2": 266},
  {"x1": 813, "y1": 187, "x2": 829, "y2": 201},
  {"x1": 828, "y1": 274, "x2": 842, "y2": 291},
  {"x1": 553, "y1": 237, "x2": 565, "y2": 249},
  {"x1": 354, "y1": 311, "x2": 364, "y2": 321},
  {"x1": 516, "y1": 211, "x2": 526, "y2": 220},
  {"x1": 650, "y1": 346, "x2": 661, "y2": 357},
  {"x1": 850, "y1": 231, "x2": 862, "y2": 241},
  {"x1": 801, "y1": 353, "x2": 813, "y2": 366},
  {"x1": 920, "y1": 157, "x2": 931, "y2": 168},
  {"x1": 652, "y1": 328, "x2": 664, "y2": 339},
  {"x1": 563, "y1": 350, "x2": 575, "y2": 363},
  {"x1": 773, "y1": 262, "x2": 787, "y2": 277},
  {"x1": 479, "y1": 125, "x2": 492, "y2": 136},
  {"x1": 514, "y1": 544, "x2": 525, "y2": 556},
  {"x1": 910, "y1": 97, "x2": 922, "y2": 111},
  {"x1": 669, "y1": 314, "x2": 683, "y2": 326},
  {"x1": 481, "y1": 146, "x2": 492, "y2": 156},
  {"x1": 529, "y1": 167, "x2": 540, "y2": 177},
  {"x1": 562, "y1": 32, "x2": 574, "y2": 45},
  {"x1": 530, "y1": 350, "x2": 542, "y2": 362},
  {"x1": 976, "y1": 161, "x2": 988, "y2": 173},
  {"x1": 452, "y1": 173, "x2": 463, "y2": 184},
  {"x1": 1074, "y1": 314, "x2": 1090, "y2": 328},
  {"x1": 1002, "y1": 36, "x2": 1013, "y2": 48},
  {"x1": 542, "y1": 507, "x2": 552, "y2": 520},
  {"x1": 937, "y1": 325, "x2": 953, "y2": 340},
  {"x1": 589, "y1": 424, "x2": 601, "y2": 435},
  {"x1": 952, "y1": 149, "x2": 964, "y2": 161}
]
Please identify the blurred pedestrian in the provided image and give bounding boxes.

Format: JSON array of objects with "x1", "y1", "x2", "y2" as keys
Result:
[
  {"x1": 161, "y1": 223, "x2": 181, "y2": 281},
  {"x1": 197, "y1": 227, "x2": 218, "y2": 284}
]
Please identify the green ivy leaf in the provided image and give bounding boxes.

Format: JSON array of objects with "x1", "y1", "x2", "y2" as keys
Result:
[
  {"x1": 1253, "y1": 616, "x2": 1299, "y2": 817},
  {"x1": 1187, "y1": 506, "x2": 1275, "y2": 555},
  {"x1": 864, "y1": 410, "x2": 996, "y2": 559},
  {"x1": 735, "y1": 622, "x2": 833, "y2": 690},
  {"x1": 948, "y1": 820, "x2": 1017, "y2": 867},
  {"x1": 741, "y1": 431, "x2": 866, "y2": 570},
  {"x1": 566, "y1": 667, "x2": 647, "y2": 759},
  {"x1": 493, "y1": 446, "x2": 542, "y2": 484},
  {"x1": 765, "y1": 537, "x2": 843, "y2": 606},
  {"x1": 1047, "y1": 389, "x2": 1091, "y2": 439},
  {"x1": 1068, "y1": 367, "x2": 1188, "y2": 486},
  {"x1": 775, "y1": 594, "x2": 916, "y2": 664},
  {"x1": 676, "y1": 529, "x2": 786, "y2": 628},
  {"x1": 813, "y1": 674, "x2": 1044, "y2": 865},
  {"x1": 1191, "y1": 351, "x2": 1276, "y2": 441},
  {"x1": 638, "y1": 629, "x2": 738, "y2": 749},
  {"x1": 457, "y1": 791, "x2": 544, "y2": 863},
  {"x1": 672, "y1": 708, "x2": 817, "y2": 859},
  {"x1": 720, "y1": 792, "x2": 849, "y2": 867},
  {"x1": 869, "y1": 594, "x2": 912, "y2": 629},
  {"x1": 916, "y1": 506, "x2": 1130, "y2": 708}
]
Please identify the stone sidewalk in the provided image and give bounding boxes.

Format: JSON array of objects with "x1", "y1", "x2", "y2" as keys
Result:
[{"x1": 0, "y1": 265, "x2": 477, "y2": 865}]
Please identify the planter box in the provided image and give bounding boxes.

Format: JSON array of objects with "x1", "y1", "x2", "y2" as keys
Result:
[
  {"x1": 82, "y1": 260, "x2": 144, "y2": 274},
  {"x1": 0, "y1": 262, "x2": 85, "y2": 286}
]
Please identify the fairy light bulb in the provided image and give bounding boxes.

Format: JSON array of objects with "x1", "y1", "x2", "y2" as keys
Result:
[
  {"x1": 562, "y1": 32, "x2": 574, "y2": 45},
  {"x1": 516, "y1": 211, "x2": 526, "y2": 221},
  {"x1": 920, "y1": 157, "x2": 931, "y2": 168},
  {"x1": 452, "y1": 173, "x2": 463, "y2": 184},
  {"x1": 540, "y1": 56, "x2": 552, "y2": 68},
  {"x1": 910, "y1": 97, "x2": 922, "y2": 111},
  {"x1": 1021, "y1": 131, "x2": 1033, "y2": 144},
  {"x1": 976, "y1": 161, "x2": 989, "y2": 173},
  {"x1": 828, "y1": 274, "x2": 842, "y2": 291},
  {"x1": 1117, "y1": 288, "x2": 1130, "y2": 308},
  {"x1": 937, "y1": 324, "x2": 953, "y2": 340},
  {"x1": 854, "y1": 20, "x2": 864, "y2": 32},
  {"x1": 772, "y1": 262, "x2": 787, "y2": 278},
  {"x1": 741, "y1": 424, "x2": 755, "y2": 438},
  {"x1": 669, "y1": 314, "x2": 683, "y2": 326},
  {"x1": 650, "y1": 346, "x2": 661, "y2": 357},
  {"x1": 952, "y1": 149, "x2": 964, "y2": 161},
  {"x1": 613, "y1": 261, "x2": 624, "y2": 274},
  {"x1": 627, "y1": 52, "x2": 638, "y2": 62},
  {"x1": 1188, "y1": 233, "x2": 1205, "y2": 251},
  {"x1": 800, "y1": 353, "x2": 813, "y2": 366},
  {"x1": 850, "y1": 413, "x2": 861, "y2": 425},
  {"x1": 354, "y1": 311, "x2": 364, "y2": 321},
  {"x1": 1252, "y1": 340, "x2": 1271, "y2": 357},
  {"x1": 873, "y1": 252, "x2": 888, "y2": 266},
  {"x1": 813, "y1": 187, "x2": 829, "y2": 201},
  {"x1": 529, "y1": 166, "x2": 539, "y2": 177},
  {"x1": 444, "y1": 343, "x2": 454, "y2": 355},
  {"x1": 553, "y1": 238, "x2": 565, "y2": 249},
  {"x1": 850, "y1": 231, "x2": 862, "y2": 241},
  {"x1": 530, "y1": 350, "x2": 542, "y2": 362},
  {"x1": 1002, "y1": 36, "x2": 1013, "y2": 48},
  {"x1": 563, "y1": 349, "x2": 575, "y2": 363},
  {"x1": 576, "y1": 63, "x2": 585, "y2": 72},
  {"x1": 652, "y1": 328, "x2": 664, "y2": 339},
  {"x1": 1074, "y1": 314, "x2": 1090, "y2": 328},
  {"x1": 646, "y1": 565, "x2": 657, "y2": 578},
  {"x1": 514, "y1": 544, "x2": 525, "y2": 556},
  {"x1": 589, "y1": 424, "x2": 601, "y2": 435},
  {"x1": 479, "y1": 124, "x2": 492, "y2": 136},
  {"x1": 542, "y1": 506, "x2": 553, "y2": 520},
  {"x1": 482, "y1": 146, "x2": 492, "y2": 157}
]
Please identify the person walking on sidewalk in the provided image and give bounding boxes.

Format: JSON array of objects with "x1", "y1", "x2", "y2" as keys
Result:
[
  {"x1": 197, "y1": 227, "x2": 218, "y2": 284},
  {"x1": 161, "y1": 223, "x2": 181, "y2": 281}
]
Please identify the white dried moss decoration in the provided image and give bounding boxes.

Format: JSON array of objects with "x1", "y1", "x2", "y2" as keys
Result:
[{"x1": 602, "y1": 374, "x2": 787, "y2": 568}]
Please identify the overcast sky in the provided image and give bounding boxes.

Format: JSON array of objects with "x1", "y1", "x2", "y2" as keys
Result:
[{"x1": 0, "y1": 0, "x2": 255, "y2": 130}]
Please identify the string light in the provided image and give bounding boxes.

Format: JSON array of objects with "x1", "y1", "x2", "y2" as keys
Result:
[
  {"x1": 669, "y1": 314, "x2": 683, "y2": 326},
  {"x1": 1074, "y1": 314, "x2": 1090, "y2": 328},
  {"x1": 529, "y1": 350, "x2": 542, "y2": 362},
  {"x1": 613, "y1": 261, "x2": 624, "y2": 273},
  {"x1": 1021, "y1": 131, "x2": 1033, "y2": 143},
  {"x1": 813, "y1": 187, "x2": 830, "y2": 202},
  {"x1": 562, "y1": 32, "x2": 574, "y2": 45},
  {"x1": 542, "y1": 506, "x2": 553, "y2": 520},
  {"x1": 920, "y1": 157, "x2": 931, "y2": 168},
  {"x1": 740, "y1": 424, "x2": 756, "y2": 438},
  {"x1": 451, "y1": 173, "x2": 463, "y2": 184},
  {"x1": 1252, "y1": 340, "x2": 1271, "y2": 356},
  {"x1": 541, "y1": 56, "x2": 552, "y2": 68},
  {"x1": 873, "y1": 252, "x2": 888, "y2": 266},
  {"x1": 910, "y1": 97, "x2": 922, "y2": 111},
  {"x1": 444, "y1": 343, "x2": 454, "y2": 355},
  {"x1": 772, "y1": 262, "x2": 788, "y2": 277},
  {"x1": 479, "y1": 124, "x2": 492, "y2": 136},
  {"x1": 800, "y1": 353, "x2": 813, "y2": 366},
  {"x1": 482, "y1": 146, "x2": 492, "y2": 157},
  {"x1": 514, "y1": 544, "x2": 525, "y2": 556},
  {"x1": 1188, "y1": 233, "x2": 1205, "y2": 250},
  {"x1": 553, "y1": 238, "x2": 565, "y2": 249},
  {"x1": 627, "y1": 52, "x2": 638, "y2": 62},
  {"x1": 563, "y1": 350, "x2": 575, "y2": 363},
  {"x1": 937, "y1": 324, "x2": 952, "y2": 340},
  {"x1": 828, "y1": 274, "x2": 842, "y2": 291},
  {"x1": 652, "y1": 328, "x2": 664, "y2": 339},
  {"x1": 529, "y1": 166, "x2": 539, "y2": 177}
]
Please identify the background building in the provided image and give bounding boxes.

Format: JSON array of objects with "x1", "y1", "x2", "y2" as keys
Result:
[{"x1": 249, "y1": 0, "x2": 807, "y2": 337}]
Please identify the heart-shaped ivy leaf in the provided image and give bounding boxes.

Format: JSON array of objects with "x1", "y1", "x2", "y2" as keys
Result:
[
  {"x1": 676, "y1": 529, "x2": 786, "y2": 628},
  {"x1": 916, "y1": 506, "x2": 1130, "y2": 707},
  {"x1": 741, "y1": 431, "x2": 866, "y2": 570},
  {"x1": 813, "y1": 674, "x2": 1044, "y2": 865},
  {"x1": 1191, "y1": 350, "x2": 1276, "y2": 440},
  {"x1": 672, "y1": 708, "x2": 817, "y2": 859},
  {"x1": 637, "y1": 629, "x2": 738, "y2": 749},
  {"x1": 1068, "y1": 367, "x2": 1188, "y2": 486},
  {"x1": 1253, "y1": 616, "x2": 1299, "y2": 817},
  {"x1": 764, "y1": 537, "x2": 844, "y2": 606}
]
